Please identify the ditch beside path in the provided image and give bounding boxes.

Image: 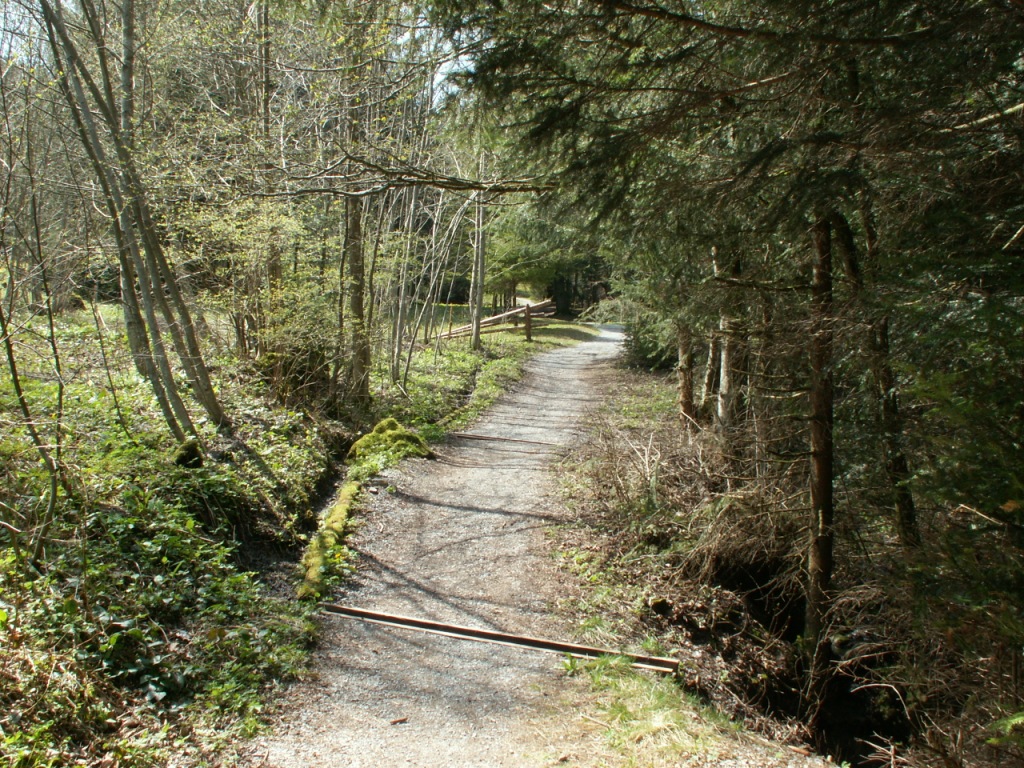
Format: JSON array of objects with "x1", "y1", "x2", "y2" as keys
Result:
[{"x1": 241, "y1": 326, "x2": 833, "y2": 768}]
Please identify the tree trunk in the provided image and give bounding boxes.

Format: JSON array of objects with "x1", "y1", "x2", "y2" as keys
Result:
[
  {"x1": 470, "y1": 191, "x2": 486, "y2": 351},
  {"x1": 836, "y1": 204, "x2": 919, "y2": 549},
  {"x1": 259, "y1": 0, "x2": 271, "y2": 141},
  {"x1": 392, "y1": 189, "x2": 416, "y2": 382},
  {"x1": 42, "y1": 6, "x2": 191, "y2": 439},
  {"x1": 120, "y1": 251, "x2": 190, "y2": 440},
  {"x1": 677, "y1": 322, "x2": 696, "y2": 428},
  {"x1": 41, "y1": 0, "x2": 228, "y2": 431},
  {"x1": 806, "y1": 217, "x2": 836, "y2": 689},
  {"x1": 701, "y1": 331, "x2": 720, "y2": 411},
  {"x1": 346, "y1": 195, "x2": 371, "y2": 404},
  {"x1": 872, "y1": 316, "x2": 920, "y2": 547},
  {"x1": 750, "y1": 291, "x2": 774, "y2": 479},
  {"x1": 329, "y1": 215, "x2": 347, "y2": 403},
  {"x1": 712, "y1": 251, "x2": 742, "y2": 439},
  {"x1": 716, "y1": 316, "x2": 737, "y2": 433}
]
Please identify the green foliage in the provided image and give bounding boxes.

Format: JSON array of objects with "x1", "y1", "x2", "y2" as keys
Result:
[
  {"x1": 0, "y1": 309, "x2": 330, "y2": 764},
  {"x1": 989, "y1": 711, "x2": 1024, "y2": 748},
  {"x1": 487, "y1": 199, "x2": 609, "y2": 307},
  {"x1": 907, "y1": 296, "x2": 1024, "y2": 522},
  {"x1": 0, "y1": 495, "x2": 313, "y2": 766},
  {"x1": 622, "y1": 310, "x2": 676, "y2": 371}
]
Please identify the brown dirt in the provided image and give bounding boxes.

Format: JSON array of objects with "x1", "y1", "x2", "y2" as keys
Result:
[{"x1": 238, "y1": 327, "x2": 835, "y2": 768}]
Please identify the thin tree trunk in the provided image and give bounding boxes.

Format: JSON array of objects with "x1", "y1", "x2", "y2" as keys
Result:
[
  {"x1": 701, "y1": 331, "x2": 720, "y2": 410},
  {"x1": 26, "y1": 193, "x2": 72, "y2": 561},
  {"x1": 330, "y1": 215, "x2": 347, "y2": 402},
  {"x1": 751, "y1": 292, "x2": 774, "y2": 479},
  {"x1": 835, "y1": 205, "x2": 920, "y2": 549},
  {"x1": 259, "y1": 0, "x2": 271, "y2": 141},
  {"x1": 41, "y1": 0, "x2": 225, "y2": 431},
  {"x1": 346, "y1": 195, "x2": 370, "y2": 404},
  {"x1": 833, "y1": 206, "x2": 919, "y2": 547},
  {"x1": 41, "y1": 10, "x2": 190, "y2": 438},
  {"x1": 122, "y1": 215, "x2": 197, "y2": 437},
  {"x1": 872, "y1": 316, "x2": 920, "y2": 547},
  {"x1": 90, "y1": 296, "x2": 137, "y2": 444},
  {"x1": 392, "y1": 189, "x2": 416, "y2": 382},
  {"x1": 470, "y1": 191, "x2": 486, "y2": 351},
  {"x1": 716, "y1": 316, "x2": 735, "y2": 433},
  {"x1": 677, "y1": 322, "x2": 696, "y2": 428},
  {"x1": 806, "y1": 217, "x2": 836, "y2": 700}
]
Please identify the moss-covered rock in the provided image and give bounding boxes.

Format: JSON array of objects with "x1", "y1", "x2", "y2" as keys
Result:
[
  {"x1": 172, "y1": 437, "x2": 203, "y2": 468},
  {"x1": 346, "y1": 418, "x2": 433, "y2": 464}
]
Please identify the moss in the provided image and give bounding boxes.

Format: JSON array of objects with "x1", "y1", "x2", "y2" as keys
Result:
[
  {"x1": 298, "y1": 481, "x2": 360, "y2": 600},
  {"x1": 172, "y1": 437, "x2": 203, "y2": 468},
  {"x1": 346, "y1": 418, "x2": 433, "y2": 464}
]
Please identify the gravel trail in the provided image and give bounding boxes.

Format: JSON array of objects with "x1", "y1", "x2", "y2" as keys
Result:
[
  {"x1": 241, "y1": 326, "x2": 833, "y2": 768},
  {"x1": 243, "y1": 327, "x2": 624, "y2": 767}
]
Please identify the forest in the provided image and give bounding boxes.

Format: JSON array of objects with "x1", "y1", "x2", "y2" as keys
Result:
[{"x1": 1, "y1": 0, "x2": 1023, "y2": 766}]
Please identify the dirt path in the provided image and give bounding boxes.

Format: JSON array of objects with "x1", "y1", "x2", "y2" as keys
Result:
[
  {"x1": 242, "y1": 327, "x2": 833, "y2": 768},
  {"x1": 243, "y1": 327, "x2": 623, "y2": 767}
]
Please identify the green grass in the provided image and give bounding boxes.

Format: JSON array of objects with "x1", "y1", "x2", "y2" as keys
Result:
[{"x1": 569, "y1": 656, "x2": 734, "y2": 765}]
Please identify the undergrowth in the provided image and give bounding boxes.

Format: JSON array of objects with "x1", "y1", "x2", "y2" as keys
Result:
[
  {"x1": 558, "y1": 364, "x2": 1024, "y2": 768},
  {"x1": 0, "y1": 315, "x2": 325, "y2": 765}
]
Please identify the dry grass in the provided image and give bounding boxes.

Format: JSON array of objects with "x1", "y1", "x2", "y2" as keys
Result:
[{"x1": 555, "y1": 363, "x2": 1024, "y2": 768}]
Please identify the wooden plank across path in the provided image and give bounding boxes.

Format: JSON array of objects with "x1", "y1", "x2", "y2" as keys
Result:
[
  {"x1": 322, "y1": 603, "x2": 680, "y2": 675},
  {"x1": 450, "y1": 431, "x2": 560, "y2": 447}
]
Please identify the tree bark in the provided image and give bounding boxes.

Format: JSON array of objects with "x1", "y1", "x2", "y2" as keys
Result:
[
  {"x1": 872, "y1": 316, "x2": 920, "y2": 547},
  {"x1": 470, "y1": 191, "x2": 486, "y2": 351},
  {"x1": 346, "y1": 194, "x2": 371, "y2": 404},
  {"x1": 806, "y1": 217, "x2": 835, "y2": 671},
  {"x1": 677, "y1": 322, "x2": 696, "y2": 427},
  {"x1": 716, "y1": 315, "x2": 737, "y2": 433},
  {"x1": 701, "y1": 331, "x2": 720, "y2": 410}
]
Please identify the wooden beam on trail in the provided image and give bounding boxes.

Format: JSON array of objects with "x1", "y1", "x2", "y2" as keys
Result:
[
  {"x1": 437, "y1": 300, "x2": 554, "y2": 340},
  {"x1": 321, "y1": 603, "x2": 680, "y2": 674},
  {"x1": 450, "y1": 432, "x2": 559, "y2": 447}
]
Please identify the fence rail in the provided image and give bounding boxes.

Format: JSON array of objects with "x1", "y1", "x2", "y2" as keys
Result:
[{"x1": 436, "y1": 299, "x2": 555, "y2": 341}]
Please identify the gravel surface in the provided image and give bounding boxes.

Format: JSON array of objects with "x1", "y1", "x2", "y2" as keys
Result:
[{"x1": 240, "y1": 326, "x2": 835, "y2": 768}]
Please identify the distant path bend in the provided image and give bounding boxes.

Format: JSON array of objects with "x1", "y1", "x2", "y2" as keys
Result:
[{"x1": 245, "y1": 325, "x2": 625, "y2": 768}]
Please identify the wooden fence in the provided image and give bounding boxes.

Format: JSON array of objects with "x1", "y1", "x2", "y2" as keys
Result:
[{"x1": 435, "y1": 299, "x2": 555, "y2": 342}]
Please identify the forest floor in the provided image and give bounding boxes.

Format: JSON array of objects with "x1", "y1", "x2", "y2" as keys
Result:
[{"x1": 238, "y1": 326, "x2": 834, "y2": 768}]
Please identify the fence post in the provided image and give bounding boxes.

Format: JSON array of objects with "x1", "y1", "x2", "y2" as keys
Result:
[{"x1": 525, "y1": 304, "x2": 532, "y2": 342}]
